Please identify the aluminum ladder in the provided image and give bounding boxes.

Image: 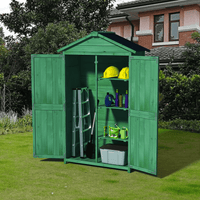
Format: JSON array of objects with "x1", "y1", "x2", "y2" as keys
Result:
[{"x1": 72, "y1": 87, "x2": 91, "y2": 158}]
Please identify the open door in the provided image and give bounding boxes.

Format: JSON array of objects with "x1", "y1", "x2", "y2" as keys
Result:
[
  {"x1": 128, "y1": 56, "x2": 159, "y2": 175},
  {"x1": 31, "y1": 54, "x2": 66, "y2": 159}
]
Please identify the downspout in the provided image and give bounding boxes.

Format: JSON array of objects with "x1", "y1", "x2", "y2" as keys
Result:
[{"x1": 126, "y1": 16, "x2": 134, "y2": 42}]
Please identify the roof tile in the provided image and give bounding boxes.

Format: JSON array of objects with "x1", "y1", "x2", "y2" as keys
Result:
[{"x1": 145, "y1": 46, "x2": 187, "y2": 61}]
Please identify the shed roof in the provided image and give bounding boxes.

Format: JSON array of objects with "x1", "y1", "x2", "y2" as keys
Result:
[
  {"x1": 99, "y1": 32, "x2": 150, "y2": 52},
  {"x1": 57, "y1": 31, "x2": 150, "y2": 54}
]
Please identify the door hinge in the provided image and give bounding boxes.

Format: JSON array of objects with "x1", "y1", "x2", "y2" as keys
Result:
[
  {"x1": 31, "y1": 55, "x2": 35, "y2": 60},
  {"x1": 129, "y1": 56, "x2": 134, "y2": 61},
  {"x1": 128, "y1": 109, "x2": 130, "y2": 116},
  {"x1": 59, "y1": 54, "x2": 64, "y2": 60},
  {"x1": 153, "y1": 57, "x2": 158, "y2": 64},
  {"x1": 60, "y1": 153, "x2": 65, "y2": 158},
  {"x1": 32, "y1": 104, "x2": 34, "y2": 110},
  {"x1": 63, "y1": 102, "x2": 65, "y2": 111},
  {"x1": 33, "y1": 152, "x2": 38, "y2": 158}
]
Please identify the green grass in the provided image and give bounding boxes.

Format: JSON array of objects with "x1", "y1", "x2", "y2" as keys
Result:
[{"x1": 0, "y1": 129, "x2": 200, "y2": 200}]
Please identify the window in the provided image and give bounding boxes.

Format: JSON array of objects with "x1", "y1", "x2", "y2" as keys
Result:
[
  {"x1": 169, "y1": 13, "x2": 180, "y2": 41},
  {"x1": 154, "y1": 15, "x2": 164, "y2": 42}
]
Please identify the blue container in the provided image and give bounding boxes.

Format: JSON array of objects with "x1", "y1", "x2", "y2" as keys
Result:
[{"x1": 105, "y1": 92, "x2": 113, "y2": 107}]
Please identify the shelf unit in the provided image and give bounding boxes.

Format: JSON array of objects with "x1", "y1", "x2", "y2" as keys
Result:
[{"x1": 95, "y1": 65, "x2": 129, "y2": 165}]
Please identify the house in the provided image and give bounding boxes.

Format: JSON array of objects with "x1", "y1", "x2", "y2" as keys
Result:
[{"x1": 108, "y1": 0, "x2": 200, "y2": 70}]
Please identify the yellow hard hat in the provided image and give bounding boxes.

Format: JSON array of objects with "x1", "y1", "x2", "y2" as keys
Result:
[
  {"x1": 118, "y1": 67, "x2": 129, "y2": 79},
  {"x1": 102, "y1": 66, "x2": 119, "y2": 78}
]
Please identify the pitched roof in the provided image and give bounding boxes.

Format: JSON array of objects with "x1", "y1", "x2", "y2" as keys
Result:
[
  {"x1": 145, "y1": 46, "x2": 186, "y2": 62},
  {"x1": 117, "y1": 0, "x2": 177, "y2": 9},
  {"x1": 57, "y1": 31, "x2": 150, "y2": 53},
  {"x1": 99, "y1": 32, "x2": 150, "y2": 52},
  {"x1": 109, "y1": 9, "x2": 128, "y2": 18}
]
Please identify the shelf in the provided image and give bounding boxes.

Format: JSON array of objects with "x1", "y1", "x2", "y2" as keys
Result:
[
  {"x1": 98, "y1": 136, "x2": 128, "y2": 142},
  {"x1": 98, "y1": 77, "x2": 129, "y2": 82},
  {"x1": 98, "y1": 104, "x2": 129, "y2": 111}
]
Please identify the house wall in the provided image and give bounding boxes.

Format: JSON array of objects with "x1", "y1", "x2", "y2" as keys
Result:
[
  {"x1": 108, "y1": 4, "x2": 200, "y2": 49},
  {"x1": 107, "y1": 20, "x2": 139, "y2": 43}
]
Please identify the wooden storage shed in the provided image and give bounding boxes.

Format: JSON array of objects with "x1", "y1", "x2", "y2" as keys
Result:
[{"x1": 31, "y1": 31, "x2": 159, "y2": 175}]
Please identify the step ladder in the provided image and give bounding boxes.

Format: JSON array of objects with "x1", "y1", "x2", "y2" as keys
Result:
[{"x1": 72, "y1": 87, "x2": 92, "y2": 158}]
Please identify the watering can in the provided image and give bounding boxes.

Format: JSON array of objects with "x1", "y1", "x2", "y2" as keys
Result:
[{"x1": 120, "y1": 127, "x2": 128, "y2": 139}]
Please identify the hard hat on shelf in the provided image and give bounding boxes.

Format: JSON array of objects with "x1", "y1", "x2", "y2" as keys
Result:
[
  {"x1": 118, "y1": 67, "x2": 129, "y2": 79},
  {"x1": 102, "y1": 66, "x2": 119, "y2": 78}
]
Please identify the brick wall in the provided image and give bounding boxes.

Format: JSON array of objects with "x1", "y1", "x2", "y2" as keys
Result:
[
  {"x1": 179, "y1": 31, "x2": 196, "y2": 46},
  {"x1": 138, "y1": 35, "x2": 152, "y2": 50},
  {"x1": 108, "y1": 4, "x2": 200, "y2": 49}
]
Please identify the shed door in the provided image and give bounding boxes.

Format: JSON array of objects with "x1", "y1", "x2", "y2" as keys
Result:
[
  {"x1": 31, "y1": 54, "x2": 66, "y2": 159},
  {"x1": 129, "y1": 56, "x2": 159, "y2": 175}
]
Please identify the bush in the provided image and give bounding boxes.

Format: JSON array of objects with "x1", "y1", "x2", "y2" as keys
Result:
[
  {"x1": 159, "y1": 69, "x2": 200, "y2": 121},
  {"x1": 0, "y1": 108, "x2": 32, "y2": 135},
  {"x1": 158, "y1": 119, "x2": 200, "y2": 133}
]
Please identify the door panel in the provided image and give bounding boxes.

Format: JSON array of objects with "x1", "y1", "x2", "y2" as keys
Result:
[
  {"x1": 129, "y1": 56, "x2": 159, "y2": 175},
  {"x1": 31, "y1": 54, "x2": 66, "y2": 158}
]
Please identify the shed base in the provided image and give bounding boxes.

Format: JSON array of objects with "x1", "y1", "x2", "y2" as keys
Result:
[{"x1": 64, "y1": 157, "x2": 130, "y2": 172}]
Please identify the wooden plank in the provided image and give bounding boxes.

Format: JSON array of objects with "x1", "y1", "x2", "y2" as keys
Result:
[
  {"x1": 32, "y1": 54, "x2": 66, "y2": 159},
  {"x1": 129, "y1": 56, "x2": 158, "y2": 175},
  {"x1": 67, "y1": 45, "x2": 129, "y2": 54},
  {"x1": 64, "y1": 51, "x2": 131, "y2": 56}
]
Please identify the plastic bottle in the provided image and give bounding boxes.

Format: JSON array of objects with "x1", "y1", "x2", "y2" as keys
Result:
[
  {"x1": 105, "y1": 92, "x2": 112, "y2": 107},
  {"x1": 115, "y1": 89, "x2": 119, "y2": 107},
  {"x1": 125, "y1": 90, "x2": 128, "y2": 108},
  {"x1": 119, "y1": 94, "x2": 123, "y2": 107}
]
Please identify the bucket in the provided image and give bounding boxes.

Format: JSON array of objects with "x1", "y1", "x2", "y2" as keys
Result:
[{"x1": 109, "y1": 126, "x2": 120, "y2": 138}]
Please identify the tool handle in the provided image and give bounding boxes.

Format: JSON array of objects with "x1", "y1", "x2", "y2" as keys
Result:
[
  {"x1": 90, "y1": 112, "x2": 96, "y2": 137},
  {"x1": 90, "y1": 99, "x2": 99, "y2": 141}
]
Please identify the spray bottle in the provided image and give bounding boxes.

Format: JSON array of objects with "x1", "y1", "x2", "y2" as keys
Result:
[
  {"x1": 125, "y1": 90, "x2": 128, "y2": 108},
  {"x1": 119, "y1": 94, "x2": 123, "y2": 107},
  {"x1": 115, "y1": 89, "x2": 119, "y2": 107}
]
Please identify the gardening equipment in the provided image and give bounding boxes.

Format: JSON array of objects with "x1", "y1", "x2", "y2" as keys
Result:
[
  {"x1": 101, "y1": 66, "x2": 119, "y2": 78},
  {"x1": 120, "y1": 127, "x2": 128, "y2": 139},
  {"x1": 115, "y1": 89, "x2": 119, "y2": 107},
  {"x1": 86, "y1": 100, "x2": 99, "y2": 159},
  {"x1": 119, "y1": 94, "x2": 123, "y2": 107},
  {"x1": 125, "y1": 90, "x2": 128, "y2": 108},
  {"x1": 118, "y1": 67, "x2": 129, "y2": 79},
  {"x1": 109, "y1": 124, "x2": 120, "y2": 138},
  {"x1": 72, "y1": 87, "x2": 91, "y2": 158},
  {"x1": 105, "y1": 92, "x2": 115, "y2": 107},
  {"x1": 104, "y1": 126, "x2": 108, "y2": 137}
]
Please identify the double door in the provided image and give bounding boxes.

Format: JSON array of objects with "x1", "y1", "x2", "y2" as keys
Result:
[{"x1": 31, "y1": 54, "x2": 159, "y2": 175}]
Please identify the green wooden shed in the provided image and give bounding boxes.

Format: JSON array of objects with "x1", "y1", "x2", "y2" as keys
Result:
[{"x1": 31, "y1": 31, "x2": 159, "y2": 175}]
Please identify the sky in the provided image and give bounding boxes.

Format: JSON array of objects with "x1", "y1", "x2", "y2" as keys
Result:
[{"x1": 0, "y1": 0, "x2": 133, "y2": 38}]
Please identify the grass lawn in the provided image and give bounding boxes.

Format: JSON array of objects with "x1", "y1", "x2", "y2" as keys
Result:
[{"x1": 0, "y1": 129, "x2": 200, "y2": 200}]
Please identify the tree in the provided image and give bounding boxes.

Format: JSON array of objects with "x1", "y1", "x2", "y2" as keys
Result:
[
  {"x1": 24, "y1": 21, "x2": 87, "y2": 54},
  {"x1": 24, "y1": 21, "x2": 87, "y2": 69},
  {"x1": 179, "y1": 32, "x2": 200, "y2": 77},
  {"x1": 0, "y1": 26, "x2": 5, "y2": 45},
  {"x1": 0, "y1": 0, "x2": 115, "y2": 38}
]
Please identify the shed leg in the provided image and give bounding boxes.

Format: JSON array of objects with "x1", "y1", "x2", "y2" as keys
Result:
[
  {"x1": 128, "y1": 167, "x2": 131, "y2": 173},
  {"x1": 64, "y1": 159, "x2": 67, "y2": 164}
]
